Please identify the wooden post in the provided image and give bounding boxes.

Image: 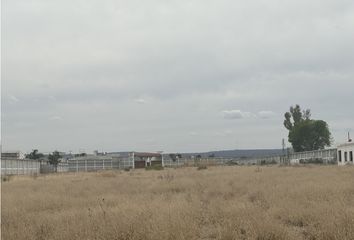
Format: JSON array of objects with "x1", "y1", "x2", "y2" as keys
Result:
[{"x1": 132, "y1": 152, "x2": 135, "y2": 169}]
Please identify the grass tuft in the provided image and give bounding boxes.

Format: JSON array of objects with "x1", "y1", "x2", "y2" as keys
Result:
[{"x1": 2, "y1": 166, "x2": 354, "y2": 240}]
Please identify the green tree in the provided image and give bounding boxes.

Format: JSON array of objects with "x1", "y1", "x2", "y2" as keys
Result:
[
  {"x1": 48, "y1": 151, "x2": 62, "y2": 172},
  {"x1": 284, "y1": 105, "x2": 331, "y2": 152},
  {"x1": 26, "y1": 149, "x2": 44, "y2": 160},
  {"x1": 283, "y1": 104, "x2": 311, "y2": 131}
]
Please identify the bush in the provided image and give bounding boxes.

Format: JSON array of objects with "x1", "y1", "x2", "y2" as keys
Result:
[
  {"x1": 145, "y1": 165, "x2": 164, "y2": 171},
  {"x1": 2, "y1": 175, "x2": 13, "y2": 182},
  {"x1": 260, "y1": 160, "x2": 278, "y2": 165},
  {"x1": 31, "y1": 173, "x2": 39, "y2": 180},
  {"x1": 227, "y1": 161, "x2": 239, "y2": 166},
  {"x1": 197, "y1": 165, "x2": 207, "y2": 170},
  {"x1": 299, "y1": 158, "x2": 324, "y2": 164}
]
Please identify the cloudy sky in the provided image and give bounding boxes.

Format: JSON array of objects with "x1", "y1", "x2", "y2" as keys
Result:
[{"x1": 2, "y1": 0, "x2": 354, "y2": 153}]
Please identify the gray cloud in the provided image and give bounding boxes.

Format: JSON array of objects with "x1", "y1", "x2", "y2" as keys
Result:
[
  {"x1": 222, "y1": 110, "x2": 244, "y2": 120},
  {"x1": 223, "y1": 110, "x2": 277, "y2": 120},
  {"x1": 49, "y1": 116, "x2": 63, "y2": 121},
  {"x1": 258, "y1": 111, "x2": 276, "y2": 119},
  {"x1": 3, "y1": 0, "x2": 354, "y2": 152},
  {"x1": 222, "y1": 110, "x2": 254, "y2": 120},
  {"x1": 134, "y1": 98, "x2": 147, "y2": 104},
  {"x1": 8, "y1": 95, "x2": 20, "y2": 104}
]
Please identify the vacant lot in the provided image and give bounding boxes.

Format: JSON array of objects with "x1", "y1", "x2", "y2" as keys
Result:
[{"x1": 2, "y1": 166, "x2": 354, "y2": 240}]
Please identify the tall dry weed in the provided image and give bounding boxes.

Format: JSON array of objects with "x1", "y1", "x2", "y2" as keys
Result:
[{"x1": 2, "y1": 166, "x2": 354, "y2": 240}]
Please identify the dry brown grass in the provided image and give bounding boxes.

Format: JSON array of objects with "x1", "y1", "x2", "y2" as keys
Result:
[{"x1": 2, "y1": 166, "x2": 354, "y2": 240}]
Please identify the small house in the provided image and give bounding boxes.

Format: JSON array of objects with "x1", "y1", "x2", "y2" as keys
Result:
[
  {"x1": 337, "y1": 142, "x2": 354, "y2": 165},
  {"x1": 131, "y1": 152, "x2": 163, "y2": 168}
]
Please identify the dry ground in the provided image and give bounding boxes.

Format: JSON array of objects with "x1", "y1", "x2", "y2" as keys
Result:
[{"x1": 2, "y1": 166, "x2": 354, "y2": 240}]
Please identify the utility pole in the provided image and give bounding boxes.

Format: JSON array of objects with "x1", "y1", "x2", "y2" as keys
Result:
[
  {"x1": 348, "y1": 131, "x2": 352, "y2": 142},
  {"x1": 282, "y1": 138, "x2": 286, "y2": 165}
]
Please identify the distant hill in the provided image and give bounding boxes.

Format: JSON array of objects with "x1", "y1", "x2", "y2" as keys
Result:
[
  {"x1": 108, "y1": 149, "x2": 284, "y2": 159},
  {"x1": 176, "y1": 149, "x2": 284, "y2": 159}
]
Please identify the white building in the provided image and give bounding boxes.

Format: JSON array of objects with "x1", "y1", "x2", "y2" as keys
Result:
[{"x1": 337, "y1": 142, "x2": 354, "y2": 166}]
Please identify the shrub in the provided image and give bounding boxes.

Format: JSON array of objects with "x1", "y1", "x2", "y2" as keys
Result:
[
  {"x1": 260, "y1": 160, "x2": 278, "y2": 165},
  {"x1": 2, "y1": 175, "x2": 13, "y2": 182},
  {"x1": 227, "y1": 161, "x2": 239, "y2": 166},
  {"x1": 197, "y1": 165, "x2": 207, "y2": 170},
  {"x1": 145, "y1": 165, "x2": 164, "y2": 171},
  {"x1": 98, "y1": 172, "x2": 116, "y2": 178},
  {"x1": 299, "y1": 158, "x2": 324, "y2": 164},
  {"x1": 31, "y1": 173, "x2": 39, "y2": 180}
]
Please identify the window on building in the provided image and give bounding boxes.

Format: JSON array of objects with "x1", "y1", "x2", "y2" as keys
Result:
[
  {"x1": 338, "y1": 151, "x2": 342, "y2": 162},
  {"x1": 350, "y1": 151, "x2": 353, "y2": 162},
  {"x1": 344, "y1": 152, "x2": 348, "y2": 162}
]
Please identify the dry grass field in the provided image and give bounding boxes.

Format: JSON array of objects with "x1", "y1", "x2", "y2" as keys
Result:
[{"x1": 2, "y1": 166, "x2": 354, "y2": 240}]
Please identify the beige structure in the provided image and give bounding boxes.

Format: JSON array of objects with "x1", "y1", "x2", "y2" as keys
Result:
[
  {"x1": 337, "y1": 142, "x2": 354, "y2": 165},
  {"x1": 1, "y1": 151, "x2": 25, "y2": 159}
]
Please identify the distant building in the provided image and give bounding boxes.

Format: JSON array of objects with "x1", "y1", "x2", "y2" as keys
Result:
[
  {"x1": 131, "y1": 152, "x2": 163, "y2": 168},
  {"x1": 337, "y1": 142, "x2": 354, "y2": 166},
  {"x1": 1, "y1": 151, "x2": 25, "y2": 160},
  {"x1": 66, "y1": 151, "x2": 163, "y2": 172},
  {"x1": 93, "y1": 150, "x2": 108, "y2": 156}
]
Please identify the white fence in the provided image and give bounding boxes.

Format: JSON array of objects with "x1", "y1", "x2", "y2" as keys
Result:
[
  {"x1": 68, "y1": 149, "x2": 339, "y2": 172},
  {"x1": 0, "y1": 148, "x2": 340, "y2": 176},
  {"x1": 288, "y1": 148, "x2": 337, "y2": 164},
  {"x1": 1, "y1": 159, "x2": 70, "y2": 176},
  {"x1": 40, "y1": 163, "x2": 69, "y2": 174},
  {"x1": 237, "y1": 149, "x2": 337, "y2": 165},
  {"x1": 1, "y1": 158, "x2": 41, "y2": 175},
  {"x1": 164, "y1": 149, "x2": 337, "y2": 166},
  {"x1": 163, "y1": 157, "x2": 234, "y2": 167},
  {"x1": 68, "y1": 156, "x2": 122, "y2": 172}
]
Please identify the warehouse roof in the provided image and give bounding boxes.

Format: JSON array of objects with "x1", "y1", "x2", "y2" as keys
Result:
[{"x1": 133, "y1": 152, "x2": 162, "y2": 157}]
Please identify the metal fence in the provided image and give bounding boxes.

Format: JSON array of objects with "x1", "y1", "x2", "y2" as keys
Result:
[
  {"x1": 67, "y1": 149, "x2": 339, "y2": 172},
  {"x1": 114, "y1": 156, "x2": 134, "y2": 169},
  {"x1": 243, "y1": 155, "x2": 281, "y2": 165},
  {"x1": 236, "y1": 149, "x2": 337, "y2": 165},
  {"x1": 163, "y1": 157, "x2": 233, "y2": 167},
  {"x1": 0, "y1": 148, "x2": 340, "y2": 176},
  {"x1": 40, "y1": 163, "x2": 69, "y2": 174},
  {"x1": 67, "y1": 156, "x2": 122, "y2": 172},
  {"x1": 1, "y1": 158, "x2": 41, "y2": 175},
  {"x1": 288, "y1": 148, "x2": 337, "y2": 164}
]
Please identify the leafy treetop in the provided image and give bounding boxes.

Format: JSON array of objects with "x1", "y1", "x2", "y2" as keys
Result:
[
  {"x1": 26, "y1": 149, "x2": 44, "y2": 160},
  {"x1": 48, "y1": 151, "x2": 62, "y2": 167},
  {"x1": 284, "y1": 105, "x2": 331, "y2": 152}
]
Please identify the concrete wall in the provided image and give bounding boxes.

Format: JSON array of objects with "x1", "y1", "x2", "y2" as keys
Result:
[
  {"x1": 288, "y1": 149, "x2": 337, "y2": 165},
  {"x1": 1, "y1": 158, "x2": 41, "y2": 175},
  {"x1": 1, "y1": 148, "x2": 345, "y2": 176}
]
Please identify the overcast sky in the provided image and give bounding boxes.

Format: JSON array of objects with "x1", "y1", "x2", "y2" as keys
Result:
[{"x1": 2, "y1": 0, "x2": 354, "y2": 153}]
